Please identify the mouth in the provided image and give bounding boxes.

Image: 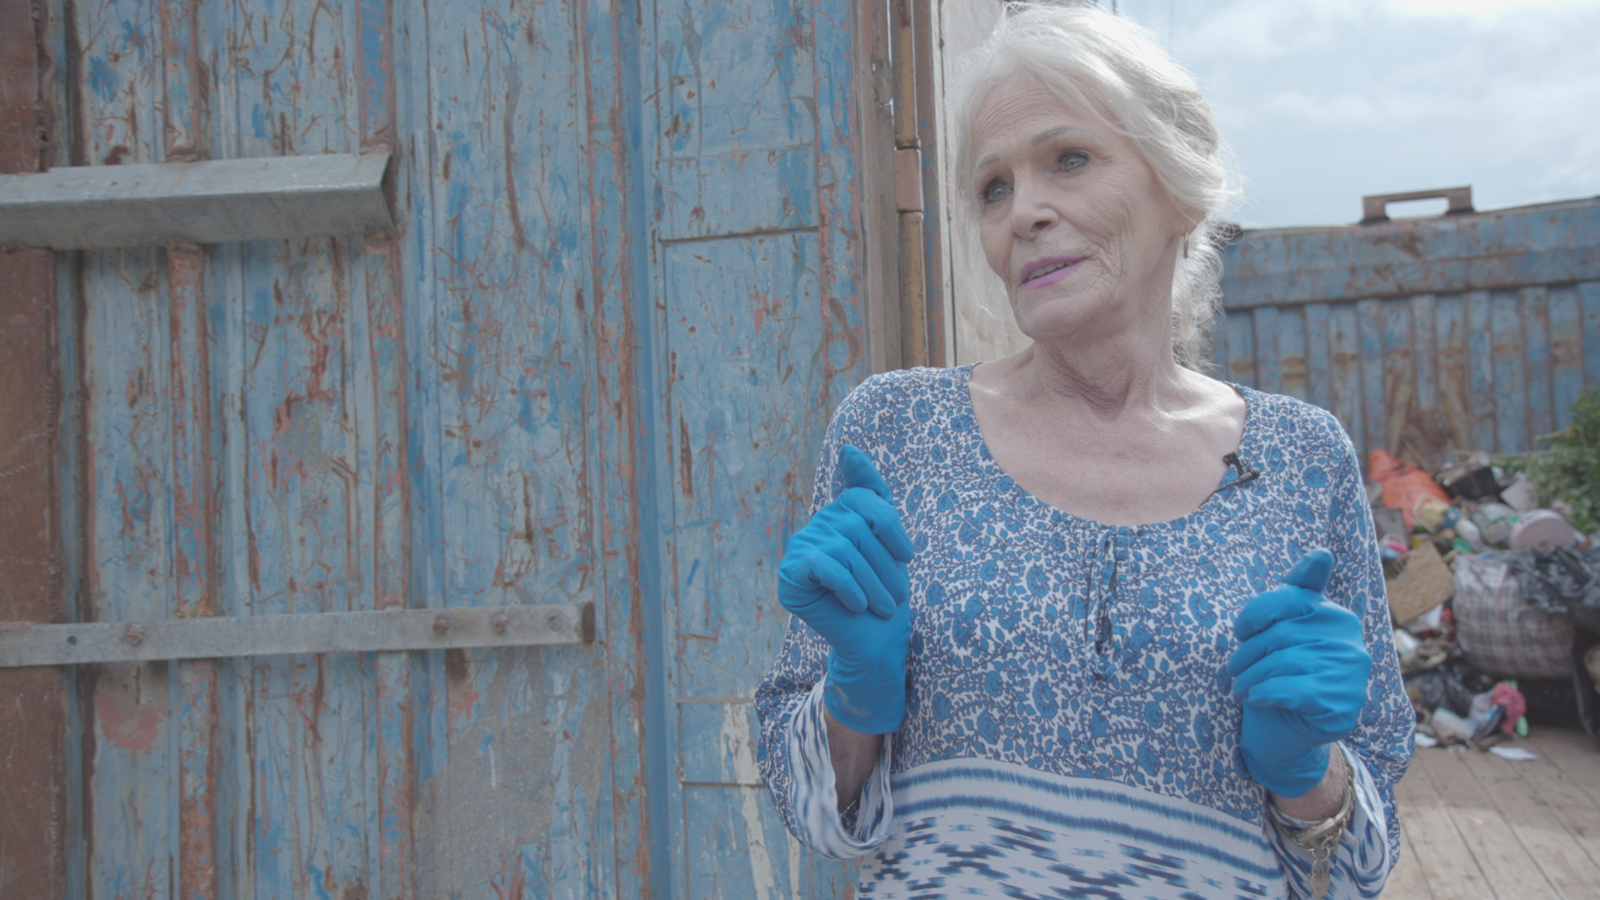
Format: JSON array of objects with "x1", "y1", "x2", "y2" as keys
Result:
[{"x1": 1019, "y1": 256, "x2": 1085, "y2": 288}]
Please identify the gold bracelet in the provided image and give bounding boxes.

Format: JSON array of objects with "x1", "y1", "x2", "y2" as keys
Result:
[{"x1": 1271, "y1": 755, "x2": 1356, "y2": 900}]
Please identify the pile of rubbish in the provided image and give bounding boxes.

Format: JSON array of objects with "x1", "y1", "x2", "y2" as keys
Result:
[{"x1": 1369, "y1": 449, "x2": 1600, "y2": 751}]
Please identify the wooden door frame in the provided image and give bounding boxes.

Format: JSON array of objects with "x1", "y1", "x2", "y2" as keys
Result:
[{"x1": 0, "y1": 0, "x2": 68, "y2": 894}]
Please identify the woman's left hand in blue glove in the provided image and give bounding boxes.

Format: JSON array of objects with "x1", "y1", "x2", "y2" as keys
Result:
[{"x1": 1227, "y1": 549, "x2": 1374, "y2": 798}]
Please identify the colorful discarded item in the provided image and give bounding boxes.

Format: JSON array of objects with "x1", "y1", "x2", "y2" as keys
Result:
[
  {"x1": 1488, "y1": 746, "x2": 1539, "y2": 761},
  {"x1": 1370, "y1": 450, "x2": 1452, "y2": 530},
  {"x1": 1414, "y1": 496, "x2": 1455, "y2": 533},
  {"x1": 1490, "y1": 680, "x2": 1528, "y2": 736}
]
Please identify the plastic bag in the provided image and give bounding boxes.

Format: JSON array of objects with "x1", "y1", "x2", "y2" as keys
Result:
[
  {"x1": 1405, "y1": 648, "x2": 1495, "y2": 718},
  {"x1": 1370, "y1": 450, "x2": 1452, "y2": 530},
  {"x1": 1507, "y1": 546, "x2": 1600, "y2": 633}
]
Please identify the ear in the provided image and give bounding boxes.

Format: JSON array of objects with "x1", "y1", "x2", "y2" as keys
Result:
[{"x1": 1173, "y1": 204, "x2": 1205, "y2": 238}]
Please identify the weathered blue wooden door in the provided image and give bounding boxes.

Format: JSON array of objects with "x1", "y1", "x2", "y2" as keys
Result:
[
  {"x1": 31, "y1": 0, "x2": 881, "y2": 895},
  {"x1": 644, "y1": 0, "x2": 867, "y2": 895}
]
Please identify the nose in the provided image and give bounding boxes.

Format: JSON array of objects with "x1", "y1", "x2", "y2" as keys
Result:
[{"x1": 1009, "y1": 172, "x2": 1059, "y2": 239}]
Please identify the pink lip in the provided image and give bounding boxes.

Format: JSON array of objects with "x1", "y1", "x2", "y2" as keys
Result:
[{"x1": 1019, "y1": 256, "x2": 1085, "y2": 289}]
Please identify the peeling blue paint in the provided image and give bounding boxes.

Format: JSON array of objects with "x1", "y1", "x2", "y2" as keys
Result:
[
  {"x1": 87, "y1": 56, "x2": 117, "y2": 101},
  {"x1": 58, "y1": 0, "x2": 872, "y2": 896}
]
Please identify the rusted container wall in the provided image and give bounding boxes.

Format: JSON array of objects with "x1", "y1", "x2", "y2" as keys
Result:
[
  {"x1": 30, "y1": 0, "x2": 878, "y2": 896},
  {"x1": 1216, "y1": 198, "x2": 1600, "y2": 469}
]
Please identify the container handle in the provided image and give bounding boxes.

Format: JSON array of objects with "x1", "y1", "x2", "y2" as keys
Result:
[{"x1": 1361, "y1": 186, "x2": 1473, "y2": 223}]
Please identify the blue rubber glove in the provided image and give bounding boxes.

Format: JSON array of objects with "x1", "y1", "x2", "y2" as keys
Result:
[
  {"x1": 1228, "y1": 549, "x2": 1374, "y2": 798},
  {"x1": 778, "y1": 444, "x2": 915, "y2": 734}
]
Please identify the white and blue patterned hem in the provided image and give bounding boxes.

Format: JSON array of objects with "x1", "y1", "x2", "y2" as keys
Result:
[{"x1": 787, "y1": 682, "x2": 1391, "y2": 899}]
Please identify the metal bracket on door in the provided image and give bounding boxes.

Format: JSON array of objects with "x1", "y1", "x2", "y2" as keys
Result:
[{"x1": 0, "y1": 602, "x2": 594, "y2": 668}]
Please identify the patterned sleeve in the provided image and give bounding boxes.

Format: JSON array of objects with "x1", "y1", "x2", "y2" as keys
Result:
[
  {"x1": 1270, "y1": 419, "x2": 1413, "y2": 898},
  {"x1": 754, "y1": 387, "x2": 898, "y2": 858},
  {"x1": 1268, "y1": 744, "x2": 1392, "y2": 899}
]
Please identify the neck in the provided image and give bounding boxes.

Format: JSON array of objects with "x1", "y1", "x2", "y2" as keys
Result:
[{"x1": 1009, "y1": 326, "x2": 1187, "y2": 422}]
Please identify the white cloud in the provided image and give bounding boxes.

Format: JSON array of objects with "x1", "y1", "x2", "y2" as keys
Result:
[
  {"x1": 1388, "y1": 0, "x2": 1598, "y2": 17},
  {"x1": 1109, "y1": 0, "x2": 1600, "y2": 225}
]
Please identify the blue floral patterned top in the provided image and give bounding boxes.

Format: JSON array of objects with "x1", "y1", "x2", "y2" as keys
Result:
[{"x1": 756, "y1": 365, "x2": 1413, "y2": 900}]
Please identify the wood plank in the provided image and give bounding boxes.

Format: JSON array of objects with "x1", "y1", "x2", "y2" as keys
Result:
[
  {"x1": 1388, "y1": 759, "x2": 1440, "y2": 896},
  {"x1": 1486, "y1": 731, "x2": 1600, "y2": 882},
  {"x1": 1382, "y1": 805, "x2": 1436, "y2": 899},
  {"x1": 73, "y1": 0, "x2": 178, "y2": 891},
  {"x1": 0, "y1": 153, "x2": 393, "y2": 249},
  {"x1": 1410, "y1": 748, "x2": 1559, "y2": 900},
  {"x1": 1390, "y1": 750, "x2": 1498, "y2": 899},
  {"x1": 664, "y1": 233, "x2": 827, "y2": 701},
  {"x1": 1456, "y1": 744, "x2": 1600, "y2": 899},
  {"x1": 1530, "y1": 729, "x2": 1600, "y2": 810},
  {"x1": 1413, "y1": 746, "x2": 1572, "y2": 899},
  {"x1": 0, "y1": 10, "x2": 65, "y2": 894},
  {"x1": 580, "y1": 0, "x2": 667, "y2": 892}
]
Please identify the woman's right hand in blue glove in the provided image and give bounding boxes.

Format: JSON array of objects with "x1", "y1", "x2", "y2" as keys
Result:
[
  {"x1": 778, "y1": 444, "x2": 915, "y2": 734},
  {"x1": 1228, "y1": 549, "x2": 1374, "y2": 798}
]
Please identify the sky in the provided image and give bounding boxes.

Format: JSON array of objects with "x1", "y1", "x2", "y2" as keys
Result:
[{"x1": 1104, "y1": 0, "x2": 1600, "y2": 228}]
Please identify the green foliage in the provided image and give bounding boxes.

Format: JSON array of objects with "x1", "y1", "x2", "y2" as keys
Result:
[{"x1": 1501, "y1": 389, "x2": 1600, "y2": 533}]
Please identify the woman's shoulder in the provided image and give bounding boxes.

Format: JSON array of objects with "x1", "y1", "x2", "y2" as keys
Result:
[
  {"x1": 831, "y1": 365, "x2": 971, "y2": 428},
  {"x1": 1236, "y1": 384, "x2": 1357, "y2": 460}
]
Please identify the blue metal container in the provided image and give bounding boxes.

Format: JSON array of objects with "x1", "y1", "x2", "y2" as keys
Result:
[{"x1": 1216, "y1": 193, "x2": 1600, "y2": 468}]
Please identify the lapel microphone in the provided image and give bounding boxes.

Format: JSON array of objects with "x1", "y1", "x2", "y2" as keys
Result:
[{"x1": 1222, "y1": 451, "x2": 1261, "y2": 486}]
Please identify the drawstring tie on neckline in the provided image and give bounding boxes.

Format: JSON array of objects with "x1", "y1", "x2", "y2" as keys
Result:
[{"x1": 1088, "y1": 529, "x2": 1122, "y2": 678}]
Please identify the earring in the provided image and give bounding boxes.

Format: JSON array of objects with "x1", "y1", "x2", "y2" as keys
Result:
[{"x1": 1182, "y1": 232, "x2": 1190, "y2": 259}]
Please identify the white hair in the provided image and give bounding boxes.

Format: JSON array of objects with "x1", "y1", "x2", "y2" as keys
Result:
[{"x1": 948, "y1": 2, "x2": 1239, "y2": 370}]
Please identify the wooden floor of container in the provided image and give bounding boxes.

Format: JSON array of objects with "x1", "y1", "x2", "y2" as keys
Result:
[{"x1": 1382, "y1": 727, "x2": 1600, "y2": 899}]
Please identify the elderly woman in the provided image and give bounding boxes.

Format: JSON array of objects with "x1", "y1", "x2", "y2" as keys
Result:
[{"x1": 755, "y1": 5, "x2": 1411, "y2": 900}]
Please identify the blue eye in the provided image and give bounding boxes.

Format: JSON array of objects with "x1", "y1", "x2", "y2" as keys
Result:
[
  {"x1": 1058, "y1": 150, "x2": 1089, "y2": 172},
  {"x1": 980, "y1": 178, "x2": 1011, "y2": 205}
]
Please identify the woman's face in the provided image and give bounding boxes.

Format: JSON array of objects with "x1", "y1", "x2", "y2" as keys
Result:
[{"x1": 970, "y1": 72, "x2": 1191, "y2": 347}]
